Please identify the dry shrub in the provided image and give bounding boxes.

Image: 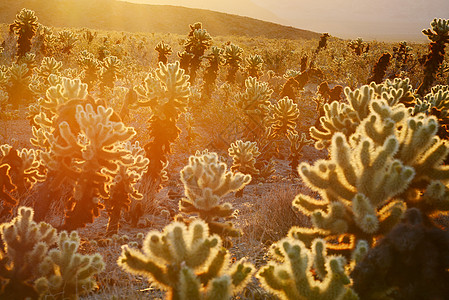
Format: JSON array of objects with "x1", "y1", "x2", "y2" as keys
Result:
[{"x1": 239, "y1": 182, "x2": 310, "y2": 247}]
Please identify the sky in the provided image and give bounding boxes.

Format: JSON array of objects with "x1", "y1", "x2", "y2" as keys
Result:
[{"x1": 124, "y1": 0, "x2": 449, "y2": 41}]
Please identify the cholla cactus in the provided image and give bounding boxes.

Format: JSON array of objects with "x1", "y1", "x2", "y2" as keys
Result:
[
  {"x1": 135, "y1": 61, "x2": 190, "y2": 188},
  {"x1": 347, "y1": 38, "x2": 369, "y2": 56},
  {"x1": 266, "y1": 97, "x2": 300, "y2": 139},
  {"x1": 310, "y1": 80, "x2": 411, "y2": 149},
  {"x1": 100, "y1": 55, "x2": 122, "y2": 90},
  {"x1": 417, "y1": 18, "x2": 449, "y2": 96},
  {"x1": 258, "y1": 238, "x2": 358, "y2": 300},
  {"x1": 245, "y1": 54, "x2": 264, "y2": 79},
  {"x1": 33, "y1": 24, "x2": 56, "y2": 56},
  {"x1": 0, "y1": 145, "x2": 45, "y2": 193},
  {"x1": 367, "y1": 53, "x2": 391, "y2": 84},
  {"x1": 105, "y1": 141, "x2": 149, "y2": 235},
  {"x1": 179, "y1": 151, "x2": 251, "y2": 238},
  {"x1": 201, "y1": 46, "x2": 224, "y2": 100},
  {"x1": 414, "y1": 85, "x2": 449, "y2": 138},
  {"x1": 77, "y1": 50, "x2": 99, "y2": 89},
  {"x1": 3, "y1": 63, "x2": 33, "y2": 108},
  {"x1": 224, "y1": 43, "x2": 243, "y2": 83},
  {"x1": 234, "y1": 77, "x2": 273, "y2": 137},
  {"x1": 228, "y1": 140, "x2": 260, "y2": 176},
  {"x1": 57, "y1": 30, "x2": 78, "y2": 54},
  {"x1": 35, "y1": 231, "x2": 105, "y2": 299},
  {"x1": 18, "y1": 52, "x2": 37, "y2": 77},
  {"x1": 294, "y1": 87, "x2": 449, "y2": 253},
  {"x1": 118, "y1": 219, "x2": 254, "y2": 300},
  {"x1": 392, "y1": 41, "x2": 413, "y2": 67},
  {"x1": 183, "y1": 23, "x2": 212, "y2": 84},
  {"x1": 42, "y1": 104, "x2": 135, "y2": 230},
  {"x1": 31, "y1": 57, "x2": 63, "y2": 96},
  {"x1": 316, "y1": 33, "x2": 330, "y2": 53},
  {"x1": 0, "y1": 206, "x2": 58, "y2": 299},
  {"x1": 155, "y1": 41, "x2": 172, "y2": 64},
  {"x1": 0, "y1": 164, "x2": 17, "y2": 219},
  {"x1": 10, "y1": 8, "x2": 39, "y2": 57},
  {"x1": 287, "y1": 132, "x2": 314, "y2": 174}
]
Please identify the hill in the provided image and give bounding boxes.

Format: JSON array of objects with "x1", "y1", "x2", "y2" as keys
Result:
[{"x1": 0, "y1": 0, "x2": 320, "y2": 40}]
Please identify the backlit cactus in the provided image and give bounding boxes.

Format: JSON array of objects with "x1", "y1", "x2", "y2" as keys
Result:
[
  {"x1": 105, "y1": 141, "x2": 149, "y2": 235},
  {"x1": 234, "y1": 76, "x2": 273, "y2": 137},
  {"x1": 257, "y1": 237, "x2": 358, "y2": 300},
  {"x1": 228, "y1": 140, "x2": 260, "y2": 176},
  {"x1": 100, "y1": 55, "x2": 122, "y2": 90},
  {"x1": 57, "y1": 30, "x2": 78, "y2": 54},
  {"x1": 10, "y1": 8, "x2": 39, "y2": 57},
  {"x1": 135, "y1": 61, "x2": 190, "y2": 188},
  {"x1": 0, "y1": 145, "x2": 45, "y2": 193},
  {"x1": 40, "y1": 104, "x2": 135, "y2": 230},
  {"x1": 35, "y1": 231, "x2": 105, "y2": 299},
  {"x1": 245, "y1": 54, "x2": 264, "y2": 79},
  {"x1": 201, "y1": 46, "x2": 224, "y2": 100},
  {"x1": 118, "y1": 219, "x2": 254, "y2": 300},
  {"x1": 293, "y1": 85, "x2": 449, "y2": 253},
  {"x1": 182, "y1": 23, "x2": 212, "y2": 84},
  {"x1": 418, "y1": 18, "x2": 449, "y2": 96},
  {"x1": 0, "y1": 206, "x2": 58, "y2": 299},
  {"x1": 0, "y1": 164, "x2": 17, "y2": 219},
  {"x1": 179, "y1": 151, "x2": 251, "y2": 238},
  {"x1": 77, "y1": 50, "x2": 100, "y2": 89},
  {"x1": 155, "y1": 41, "x2": 172, "y2": 64},
  {"x1": 266, "y1": 97, "x2": 300, "y2": 139},
  {"x1": 224, "y1": 43, "x2": 243, "y2": 83},
  {"x1": 287, "y1": 132, "x2": 314, "y2": 175}
]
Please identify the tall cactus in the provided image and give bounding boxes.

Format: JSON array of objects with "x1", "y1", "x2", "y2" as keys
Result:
[
  {"x1": 135, "y1": 61, "x2": 190, "y2": 189},
  {"x1": 10, "y1": 8, "x2": 39, "y2": 57}
]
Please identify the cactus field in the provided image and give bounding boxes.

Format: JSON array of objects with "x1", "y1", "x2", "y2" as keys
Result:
[{"x1": 1, "y1": 5, "x2": 449, "y2": 300}]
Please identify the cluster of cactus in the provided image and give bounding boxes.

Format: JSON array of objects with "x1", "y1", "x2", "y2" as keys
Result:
[
  {"x1": 201, "y1": 46, "x2": 224, "y2": 101},
  {"x1": 9, "y1": 8, "x2": 39, "y2": 57},
  {"x1": 266, "y1": 97, "x2": 300, "y2": 139},
  {"x1": 1, "y1": 62, "x2": 33, "y2": 108},
  {"x1": 258, "y1": 238, "x2": 359, "y2": 300},
  {"x1": 178, "y1": 151, "x2": 251, "y2": 239},
  {"x1": 224, "y1": 43, "x2": 243, "y2": 83},
  {"x1": 347, "y1": 38, "x2": 369, "y2": 56},
  {"x1": 118, "y1": 219, "x2": 254, "y2": 300},
  {"x1": 100, "y1": 55, "x2": 122, "y2": 91},
  {"x1": 0, "y1": 207, "x2": 104, "y2": 299},
  {"x1": 245, "y1": 54, "x2": 264, "y2": 79},
  {"x1": 297, "y1": 79, "x2": 449, "y2": 256},
  {"x1": 178, "y1": 22, "x2": 212, "y2": 84},
  {"x1": 155, "y1": 41, "x2": 172, "y2": 64},
  {"x1": 392, "y1": 41, "x2": 413, "y2": 67},
  {"x1": 105, "y1": 141, "x2": 149, "y2": 235},
  {"x1": 234, "y1": 76, "x2": 273, "y2": 137},
  {"x1": 417, "y1": 18, "x2": 449, "y2": 96},
  {"x1": 134, "y1": 61, "x2": 190, "y2": 188},
  {"x1": 57, "y1": 30, "x2": 78, "y2": 54},
  {"x1": 77, "y1": 50, "x2": 100, "y2": 89}
]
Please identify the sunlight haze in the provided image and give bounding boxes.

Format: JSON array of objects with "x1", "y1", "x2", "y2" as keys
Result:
[{"x1": 124, "y1": 0, "x2": 449, "y2": 41}]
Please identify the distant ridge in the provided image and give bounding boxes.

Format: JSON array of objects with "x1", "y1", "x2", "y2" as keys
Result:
[{"x1": 0, "y1": 0, "x2": 320, "y2": 40}]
